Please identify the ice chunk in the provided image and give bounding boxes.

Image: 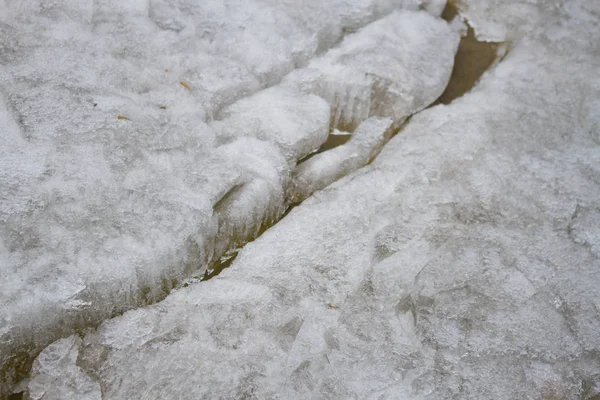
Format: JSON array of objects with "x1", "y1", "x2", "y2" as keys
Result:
[
  {"x1": 283, "y1": 10, "x2": 460, "y2": 130},
  {"x1": 30, "y1": 4, "x2": 600, "y2": 398},
  {"x1": 166, "y1": 0, "x2": 303, "y2": 86},
  {"x1": 289, "y1": 117, "x2": 395, "y2": 202},
  {"x1": 27, "y1": 336, "x2": 101, "y2": 400},
  {"x1": 214, "y1": 87, "x2": 331, "y2": 163},
  {"x1": 175, "y1": 54, "x2": 262, "y2": 119},
  {"x1": 420, "y1": 0, "x2": 447, "y2": 17}
]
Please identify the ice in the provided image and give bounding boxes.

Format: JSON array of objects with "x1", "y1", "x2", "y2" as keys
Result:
[
  {"x1": 26, "y1": 1, "x2": 600, "y2": 398},
  {"x1": 27, "y1": 336, "x2": 101, "y2": 400},
  {"x1": 452, "y1": 0, "x2": 567, "y2": 42},
  {"x1": 420, "y1": 0, "x2": 447, "y2": 17},
  {"x1": 211, "y1": 138, "x2": 290, "y2": 258},
  {"x1": 259, "y1": 0, "x2": 424, "y2": 57},
  {"x1": 212, "y1": 10, "x2": 459, "y2": 165},
  {"x1": 289, "y1": 117, "x2": 395, "y2": 202},
  {"x1": 213, "y1": 87, "x2": 331, "y2": 163},
  {"x1": 282, "y1": 10, "x2": 458, "y2": 202},
  {"x1": 283, "y1": 10, "x2": 460, "y2": 130},
  {"x1": 144, "y1": 0, "x2": 427, "y2": 92},
  {"x1": 0, "y1": 2, "x2": 457, "y2": 394}
]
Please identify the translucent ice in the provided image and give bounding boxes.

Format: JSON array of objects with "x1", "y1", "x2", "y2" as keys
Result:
[
  {"x1": 211, "y1": 138, "x2": 290, "y2": 258},
  {"x1": 28, "y1": 1, "x2": 600, "y2": 398},
  {"x1": 27, "y1": 336, "x2": 101, "y2": 400}
]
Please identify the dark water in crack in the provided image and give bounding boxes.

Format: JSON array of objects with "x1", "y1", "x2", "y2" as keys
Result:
[
  {"x1": 201, "y1": 252, "x2": 239, "y2": 281},
  {"x1": 435, "y1": 1, "x2": 505, "y2": 105},
  {"x1": 296, "y1": 131, "x2": 352, "y2": 165},
  {"x1": 316, "y1": 132, "x2": 352, "y2": 153}
]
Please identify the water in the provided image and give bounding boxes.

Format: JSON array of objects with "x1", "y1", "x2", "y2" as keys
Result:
[{"x1": 436, "y1": 1, "x2": 506, "y2": 104}]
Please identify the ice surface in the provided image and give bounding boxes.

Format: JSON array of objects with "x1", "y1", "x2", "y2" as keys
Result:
[
  {"x1": 27, "y1": 1, "x2": 600, "y2": 399},
  {"x1": 0, "y1": 2, "x2": 458, "y2": 394},
  {"x1": 210, "y1": 138, "x2": 289, "y2": 258},
  {"x1": 420, "y1": 0, "x2": 447, "y2": 17}
]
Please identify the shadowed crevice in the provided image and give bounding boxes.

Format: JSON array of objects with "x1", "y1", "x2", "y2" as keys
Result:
[{"x1": 435, "y1": 1, "x2": 506, "y2": 105}]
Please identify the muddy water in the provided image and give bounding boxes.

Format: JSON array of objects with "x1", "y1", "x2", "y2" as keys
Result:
[{"x1": 436, "y1": 1, "x2": 505, "y2": 104}]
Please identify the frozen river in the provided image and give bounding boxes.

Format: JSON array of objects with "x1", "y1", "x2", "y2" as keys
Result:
[{"x1": 1, "y1": 0, "x2": 600, "y2": 398}]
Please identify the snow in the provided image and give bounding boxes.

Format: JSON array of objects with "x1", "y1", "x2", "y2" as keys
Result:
[
  {"x1": 0, "y1": 1, "x2": 458, "y2": 395},
  {"x1": 24, "y1": 0, "x2": 600, "y2": 398}
]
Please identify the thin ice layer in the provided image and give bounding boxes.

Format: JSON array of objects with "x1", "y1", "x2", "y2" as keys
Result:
[
  {"x1": 289, "y1": 117, "x2": 395, "y2": 202},
  {"x1": 29, "y1": 2, "x2": 600, "y2": 399}
]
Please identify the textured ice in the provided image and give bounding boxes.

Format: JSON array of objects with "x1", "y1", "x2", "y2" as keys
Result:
[
  {"x1": 27, "y1": 1, "x2": 600, "y2": 399},
  {"x1": 420, "y1": 0, "x2": 447, "y2": 17},
  {"x1": 0, "y1": 1, "x2": 459, "y2": 394}
]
